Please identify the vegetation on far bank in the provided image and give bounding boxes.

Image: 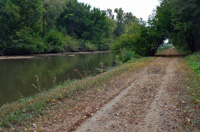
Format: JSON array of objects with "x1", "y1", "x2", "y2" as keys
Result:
[
  {"x1": 0, "y1": 0, "x2": 143, "y2": 56},
  {"x1": 0, "y1": 0, "x2": 113, "y2": 55}
]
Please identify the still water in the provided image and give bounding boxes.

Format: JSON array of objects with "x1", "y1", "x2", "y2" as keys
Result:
[{"x1": 0, "y1": 52, "x2": 115, "y2": 106}]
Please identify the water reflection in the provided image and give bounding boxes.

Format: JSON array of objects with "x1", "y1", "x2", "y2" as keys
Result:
[{"x1": 0, "y1": 53, "x2": 115, "y2": 106}]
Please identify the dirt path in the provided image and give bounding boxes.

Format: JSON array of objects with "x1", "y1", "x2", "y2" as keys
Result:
[{"x1": 74, "y1": 48, "x2": 181, "y2": 132}]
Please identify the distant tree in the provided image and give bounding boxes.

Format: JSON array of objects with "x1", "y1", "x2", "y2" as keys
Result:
[
  {"x1": 0, "y1": 0, "x2": 20, "y2": 41},
  {"x1": 13, "y1": 0, "x2": 43, "y2": 31},
  {"x1": 42, "y1": 0, "x2": 66, "y2": 36},
  {"x1": 113, "y1": 8, "x2": 125, "y2": 36},
  {"x1": 57, "y1": 0, "x2": 109, "y2": 42},
  {"x1": 106, "y1": 8, "x2": 114, "y2": 20}
]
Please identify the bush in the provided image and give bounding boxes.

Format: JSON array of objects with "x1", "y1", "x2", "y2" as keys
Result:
[
  {"x1": 0, "y1": 41, "x2": 6, "y2": 55},
  {"x1": 85, "y1": 42, "x2": 98, "y2": 51},
  {"x1": 111, "y1": 25, "x2": 160, "y2": 57},
  {"x1": 45, "y1": 30, "x2": 65, "y2": 53},
  {"x1": 117, "y1": 48, "x2": 141, "y2": 63},
  {"x1": 64, "y1": 36, "x2": 80, "y2": 52},
  {"x1": 92, "y1": 39, "x2": 112, "y2": 51},
  {"x1": 5, "y1": 27, "x2": 46, "y2": 55}
]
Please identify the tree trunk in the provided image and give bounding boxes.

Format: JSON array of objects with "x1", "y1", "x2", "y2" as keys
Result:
[{"x1": 42, "y1": 16, "x2": 45, "y2": 37}]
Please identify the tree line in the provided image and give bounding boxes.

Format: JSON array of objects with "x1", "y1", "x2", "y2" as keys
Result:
[
  {"x1": 1, "y1": 0, "x2": 198, "y2": 57},
  {"x1": 112, "y1": 0, "x2": 200, "y2": 62},
  {"x1": 154, "y1": 0, "x2": 200, "y2": 53},
  {"x1": 0, "y1": 0, "x2": 140, "y2": 55}
]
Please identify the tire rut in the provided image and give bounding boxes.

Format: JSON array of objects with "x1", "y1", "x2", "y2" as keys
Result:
[{"x1": 74, "y1": 55, "x2": 178, "y2": 132}]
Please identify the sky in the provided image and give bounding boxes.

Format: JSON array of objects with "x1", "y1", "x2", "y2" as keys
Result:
[{"x1": 78, "y1": 0, "x2": 160, "y2": 21}]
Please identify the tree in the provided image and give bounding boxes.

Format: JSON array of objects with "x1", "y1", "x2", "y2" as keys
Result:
[
  {"x1": 106, "y1": 8, "x2": 114, "y2": 20},
  {"x1": 152, "y1": 0, "x2": 200, "y2": 52},
  {"x1": 42, "y1": 0, "x2": 66, "y2": 36},
  {"x1": 57, "y1": 0, "x2": 110, "y2": 42},
  {"x1": 13, "y1": 0, "x2": 43, "y2": 31},
  {"x1": 113, "y1": 8, "x2": 125, "y2": 36},
  {"x1": 0, "y1": 0, "x2": 20, "y2": 41}
]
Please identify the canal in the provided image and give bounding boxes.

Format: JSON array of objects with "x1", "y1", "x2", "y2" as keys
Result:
[{"x1": 0, "y1": 52, "x2": 115, "y2": 106}]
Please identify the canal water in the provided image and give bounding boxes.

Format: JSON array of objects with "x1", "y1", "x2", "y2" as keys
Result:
[{"x1": 0, "y1": 52, "x2": 115, "y2": 106}]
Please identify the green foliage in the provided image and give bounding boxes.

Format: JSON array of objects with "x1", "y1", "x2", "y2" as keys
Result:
[
  {"x1": 13, "y1": 0, "x2": 43, "y2": 31},
  {"x1": 112, "y1": 0, "x2": 200, "y2": 62},
  {"x1": 45, "y1": 30, "x2": 65, "y2": 53},
  {"x1": 112, "y1": 24, "x2": 160, "y2": 59},
  {"x1": 57, "y1": 0, "x2": 110, "y2": 43},
  {"x1": 184, "y1": 53, "x2": 200, "y2": 130},
  {"x1": 153, "y1": 0, "x2": 200, "y2": 53},
  {"x1": 0, "y1": 0, "x2": 20, "y2": 41},
  {"x1": 0, "y1": 0, "x2": 142, "y2": 55},
  {"x1": 5, "y1": 28, "x2": 45, "y2": 55},
  {"x1": 0, "y1": 0, "x2": 45, "y2": 55},
  {"x1": 64, "y1": 36, "x2": 80, "y2": 52},
  {"x1": 85, "y1": 42, "x2": 98, "y2": 51},
  {"x1": 116, "y1": 49, "x2": 141, "y2": 63},
  {"x1": 42, "y1": 0, "x2": 66, "y2": 32},
  {"x1": 0, "y1": 42, "x2": 6, "y2": 55},
  {"x1": 185, "y1": 52, "x2": 200, "y2": 78},
  {"x1": 113, "y1": 8, "x2": 140, "y2": 37},
  {"x1": 0, "y1": 101, "x2": 49, "y2": 128}
]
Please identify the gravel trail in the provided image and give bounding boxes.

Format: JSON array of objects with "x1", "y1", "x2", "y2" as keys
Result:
[{"x1": 74, "y1": 48, "x2": 181, "y2": 132}]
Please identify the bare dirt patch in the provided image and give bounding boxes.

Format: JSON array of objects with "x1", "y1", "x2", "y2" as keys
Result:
[{"x1": 74, "y1": 48, "x2": 184, "y2": 132}]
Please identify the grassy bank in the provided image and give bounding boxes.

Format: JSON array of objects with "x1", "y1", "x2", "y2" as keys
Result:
[
  {"x1": 185, "y1": 52, "x2": 200, "y2": 79},
  {"x1": 0, "y1": 57, "x2": 152, "y2": 131},
  {"x1": 177, "y1": 52, "x2": 200, "y2": 131}
]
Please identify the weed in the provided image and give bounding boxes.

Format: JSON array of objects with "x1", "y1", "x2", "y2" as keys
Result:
[
  {"x1": 32, "y1": 74, "x2": 41, "y2": 92},
  {"x1": 74, "y1": 69, "x2": 83, "y2": 78},
  {"x1": 100, "y1": 62, "x2": 104, "y2": 73}
]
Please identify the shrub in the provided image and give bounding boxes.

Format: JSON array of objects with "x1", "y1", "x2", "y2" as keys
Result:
[
  {"x1": 5, "y1": 27, "x2": 46, "y2": 55},
  {"x1": 117, "y1": 48, "x2": 141, "y2": 63},
  {"x1": 0, "y1": 41, "x2": 6, "y2": 55},
  {"x1": 45, "y1": 30, "x2": 65, "y2": 53},
  {"x1": 85, "y1": 42, "x2": 98, "y2": 51},
  {"x1": 111, "y1": 25, "x2": 161, "y2": 57},
  {"x1": 93, "y1": 39, "x2": 112, "y2": 51},
  {"x1": 64, "y1": 36, "x2": 80, "y2": 52}
]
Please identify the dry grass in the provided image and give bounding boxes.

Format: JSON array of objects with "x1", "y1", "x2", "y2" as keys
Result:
[{"x1": 175, "y1": 58, "x2": 200, "y2": 131}]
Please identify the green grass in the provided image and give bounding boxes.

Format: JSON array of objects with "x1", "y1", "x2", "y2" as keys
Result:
[
  {"x1": 185, "y1": 52, "x2": 200, "y2": 78},
  {"x1": 0, "y1": 57, "x2": 151, "y2": 129},
  {"x1": 182, "y1": 52, "x2": 200, "y2": 131}
]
